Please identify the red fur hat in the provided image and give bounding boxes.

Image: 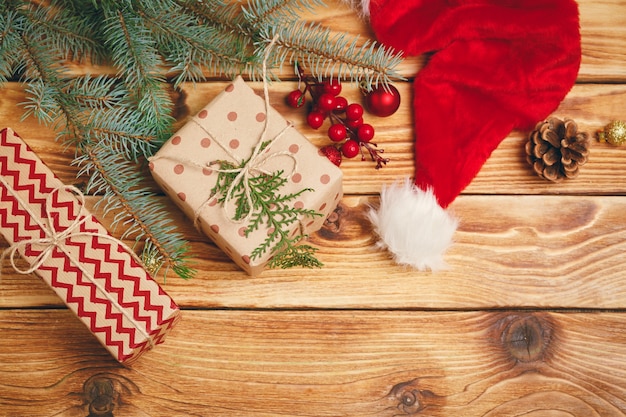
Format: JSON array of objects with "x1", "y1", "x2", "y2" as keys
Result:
[{"x1": 360, "y1": 0, "x2": 582, "y2": 270}]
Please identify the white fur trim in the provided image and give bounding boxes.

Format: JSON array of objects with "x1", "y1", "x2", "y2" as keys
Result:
[{"x1": 368, "y1": 178, "x2": 458, "y2": 271}]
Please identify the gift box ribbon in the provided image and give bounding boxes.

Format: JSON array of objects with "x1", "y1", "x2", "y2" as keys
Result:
[
  {"x1": 151, "y1": 35, "x2": 303, "y2": 228},
  {"x1": 0, "y1": 177, "x2": 154, "y2": 348}
]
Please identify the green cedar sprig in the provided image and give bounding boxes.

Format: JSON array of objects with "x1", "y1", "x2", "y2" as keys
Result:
[{"x1": 210, "y1": 158, "x2": 323, "y2": 269}]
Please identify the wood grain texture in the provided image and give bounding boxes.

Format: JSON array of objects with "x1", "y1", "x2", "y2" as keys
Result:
[
  {"x1": 2, "y1": 1, "x2": 626, "y2": 416},
  {"x1": 1, "y1": 309, "x2": 625, "y2": 417},
  {"x1": 3, "y1": 82, "x2": 626, "y2": 196},
  {"x1": 2, "y1": 194, "x2": 626, "y2": 310}
]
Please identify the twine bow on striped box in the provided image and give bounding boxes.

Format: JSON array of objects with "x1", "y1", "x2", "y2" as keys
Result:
[{"x1": 0, "y1": 127, "x2": 181, "y2": 365}]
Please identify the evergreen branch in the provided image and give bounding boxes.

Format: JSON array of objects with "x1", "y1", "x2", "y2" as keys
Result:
[
  {"x1": 17, "y1": 25, "x2": 88, "y2": 141},
  {"x1": 264, "y1": 22, "x2": 405, "y2": 90},
  {"x1": 136, "y1": 3, "x2": 257, "y2": 87},
  {"x1": 65, "y1": 74, "x2": 125, "y2": 110},
  {"x1": 75, "y1": 145, "x2": 194, "y2": 279},
  {"x1": 172, "y1": 0, "x2": 240, "y2": 34},
  {"x1": 101, "y1": 5, "x2": 174, "y2": 138},
  {"x1": 242, "y1": 0, "x2": 325, "y2": 29},
  {"x1": 23, "y1": 2, "x2": 106, "y2": 62},
  {"x1": 86, "y1": 105, "x2": 161, "y2": 159},
  {"x1": 267, "y1": 240, "x2": 322, "y2": 269},
  {"x1": 0, "y1": 11, "x2": 23, "y2": 83},
  {"x1": 1, "y1": 0, "x2": 405, "y2": 279}
]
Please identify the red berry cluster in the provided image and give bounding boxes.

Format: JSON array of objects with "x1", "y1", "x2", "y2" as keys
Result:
[{"x1": 285, "y1": 72, "x2": 389, "y2": 169}]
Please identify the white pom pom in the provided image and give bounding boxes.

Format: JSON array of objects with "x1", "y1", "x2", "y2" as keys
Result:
[{"x1": 368, "y1": 178, "x2": 458, "y2": 271}]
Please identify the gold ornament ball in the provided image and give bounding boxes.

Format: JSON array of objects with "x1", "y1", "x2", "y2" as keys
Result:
[{"x1": 599, "y1": 120, "x2": 626, "y2": 146}]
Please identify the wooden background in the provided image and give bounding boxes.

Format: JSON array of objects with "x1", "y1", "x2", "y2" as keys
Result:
[{"x1": 2, "y1": 1, "x2": 626, "y2": 415}]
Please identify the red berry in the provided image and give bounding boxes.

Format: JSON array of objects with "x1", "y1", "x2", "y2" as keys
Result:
[
  {"x1": 357, "y1": 124, "x2": 375, "y2": 142},
  {"x1": 320, "y1": 145, "x2": 342, "y2": 167},
  {"x1": 307, "y1": 111, "x2": 325, "y2": 129},
  {"x1": 345, "y1": 116, "x2": 363, "y2": 130},
  {"x1": 328, "y1": 123, "x2": 347, "y2": 142},
  {"x1": 342, "y1": 139, "x2": 360, "y2": 158},
  {"x1": 317, "y1": 93, "x2": 337, "y2": 112},
  {"x1": 286, "y1": 89, "x2": 305, "y2": 108},
  {"x1": 334, "y1": 96, "x2": 348, "y2": 112},
  {"x1": 345, "y1": 103, "x2": 364, "y2": 121},
  {"x1": 365, "y1": 84, "x2": 401, "y2": 117},
  {"x1": 322, "y1": 80, "x2": 342, "y2": 96}
]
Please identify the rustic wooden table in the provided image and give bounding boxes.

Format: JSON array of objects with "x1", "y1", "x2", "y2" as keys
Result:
[{"x1": 2, "y1": 1, "x2": 626, "y2": 416}]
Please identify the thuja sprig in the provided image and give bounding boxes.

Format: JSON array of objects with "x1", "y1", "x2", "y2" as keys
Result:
[{"x1": 210, "y1": 162, "x2": 323, "y2": 269}]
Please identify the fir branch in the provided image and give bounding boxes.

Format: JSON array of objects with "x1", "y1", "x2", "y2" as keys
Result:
[
  {"x1": 241, "y1": 0, "x2": 325, "y2": 29},
  {"x1": 172, "y1": 0, "x2": 239, "y2": 34},
  {"x1": 0, "y1": 11, "x2": 23, "y2": 83},
  {"x1": 17, "y1": 25, "x2": 88, "y2": 140},
  {"x1": 263, "y1": 21, "x2": 405, "y2": 90},
  {"x1": 85, "y1": 105, "x2": 161, "y2": 160},
  {"x1": 75, "y1": 145, "x2": 194, "y2": 279},
  {"x1": 136, "y1": 2, "x2": 256, "y2": 87},
  {"x1": 100, "y1": 5, "x2": 173, "y2": 138},
  {"x1": 23, "y1": 2, "x2": 106, "y2": 62},
  {"x1": 65, "y1": 74, "x2": 125, "y2": 110}
]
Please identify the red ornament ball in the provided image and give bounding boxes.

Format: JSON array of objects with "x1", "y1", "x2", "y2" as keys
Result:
[
  {"x1": 365, "y1": 84, "x2": 401, "y2": 117},
  {"x1": 342, "y1": 139, "x2": 360, "y2": 158},
  {"x1": 320, "y1": 145, "x2": 342, "y2": 167}
]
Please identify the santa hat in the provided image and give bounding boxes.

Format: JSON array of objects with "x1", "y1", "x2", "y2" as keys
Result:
[{"x1": 354, "y1": 0, "x2": 582, "y2": 270}]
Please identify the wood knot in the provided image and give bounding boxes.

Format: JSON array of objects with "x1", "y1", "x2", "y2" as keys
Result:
[
  {"x1": 388, "y1": 378, "x2": 441, "y2": 415},
  {"x1": 500, "y1": 314, "x2": 552, "y2": 363},
  {"x1": 81, "y1": 373, "x2": 140, "y2": 417},
  {"x1": 84, "y1": 376, "x2": 116, "y2": 416},
  {"x1": 322, "y1": 204, "x2": 344, "y2": 233}
]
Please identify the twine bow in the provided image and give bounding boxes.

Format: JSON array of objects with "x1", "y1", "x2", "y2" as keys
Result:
[
  {"x1": 151, "y1": 34, "x2": 298, "y2": 227},
  {"x1": 199, "y1": 33, "x2": 297, "y2": 225},
  {"x1": 0, "y1": 177, "x2": 154, "y2": 349}
]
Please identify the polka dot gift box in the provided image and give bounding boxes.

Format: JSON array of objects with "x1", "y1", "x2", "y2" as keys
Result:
[{"x1": 149, "y1": 76, "x2": 343, "y2": 275}]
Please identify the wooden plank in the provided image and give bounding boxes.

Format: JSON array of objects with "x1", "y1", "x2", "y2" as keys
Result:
[
  {"x1": 578, "y1": 0, "x2": 626, "y2": 81},
  {"x1": 2, "y1": 82, "x2": 626, "y2": 196},
  {"x1": 54, "y1": 0, "x2": 626, "y2": 83},
  {"x1": 1, "y1": 309, "x2": 625, "y2": 416},
  {"x1": 3, "y1": 194, "x2": 626, "y2": 310}
]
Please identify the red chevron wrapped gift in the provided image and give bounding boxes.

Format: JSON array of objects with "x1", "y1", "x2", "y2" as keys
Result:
[{"x1": 0, "y1": 127, "x2": 181, "y2": 364}]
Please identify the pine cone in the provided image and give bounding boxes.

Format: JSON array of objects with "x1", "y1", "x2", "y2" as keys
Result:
[{"x1": 525, "y1": 117, "x2": 590, "y2": 182}]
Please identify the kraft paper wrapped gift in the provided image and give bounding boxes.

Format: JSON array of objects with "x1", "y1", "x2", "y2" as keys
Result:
[
  {"x1": 0, "y1": 127, "x2": 181, "y2": 365},
  {"x1": 149, "y1": 76, "x2": 343, "y2": 275}
]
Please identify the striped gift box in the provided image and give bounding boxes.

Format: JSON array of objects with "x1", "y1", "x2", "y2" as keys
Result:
[{"x1": 0, "y1": 127, "x2": 181, "y2": 364}]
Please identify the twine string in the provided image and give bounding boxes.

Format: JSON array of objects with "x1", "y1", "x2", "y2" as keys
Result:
[
  {"x1": 150, "y1": 34, "x2": 298, "y2": 227},
  {"x1": 0, "y1": 177, "x2": 154, "y2": 348},
  {"x1": 199, "y1": 33, "x2": 297, "y2": 225}
]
